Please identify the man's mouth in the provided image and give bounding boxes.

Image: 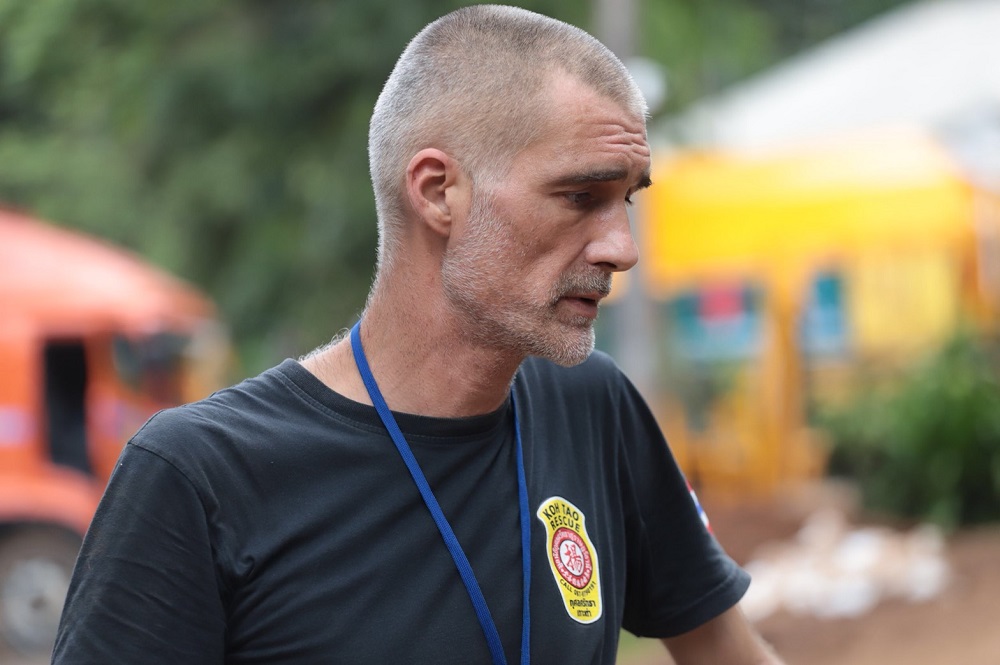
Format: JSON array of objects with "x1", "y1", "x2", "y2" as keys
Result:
[
  {"x1": 553, "y1": 273, "x2": 612, "y2": 318},
  {"x1": 559, "y1": 293, "x2": 602, "y2": 318}
]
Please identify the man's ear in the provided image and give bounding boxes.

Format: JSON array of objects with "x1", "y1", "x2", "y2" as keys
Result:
[{"x1": 405, "y1": 148, "x2": 467, "y2": 238}]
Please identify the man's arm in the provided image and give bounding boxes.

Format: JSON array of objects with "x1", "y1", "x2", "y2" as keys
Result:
[
  {"x1": 53, "y1": 442, "x2": 227, "y2": 663},
  {"x1": 662, "y1": 605, "x2": 784, "y2": 665}
]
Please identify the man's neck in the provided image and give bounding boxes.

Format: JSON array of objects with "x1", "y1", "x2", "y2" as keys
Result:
[{"x1": 302, "y1": 286, "x2": 523, "y2": 418}]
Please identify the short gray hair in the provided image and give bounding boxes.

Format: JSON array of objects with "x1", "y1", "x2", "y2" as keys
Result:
[{"x1": 368, "y1": 4, "x2": 646, "y2": 272}]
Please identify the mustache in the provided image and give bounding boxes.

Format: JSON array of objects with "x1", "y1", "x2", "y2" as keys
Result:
[{"x1": 553, "y1": 271, "x2": 613, "y2": 301}]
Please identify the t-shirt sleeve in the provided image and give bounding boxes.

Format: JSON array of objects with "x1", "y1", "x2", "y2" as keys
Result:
[
  {"x1": 613, "y1": 371, "x2": 750, "y2": 638},
  {"x1": 52, "y1": 440, "x2": 227, "y2": 664}
]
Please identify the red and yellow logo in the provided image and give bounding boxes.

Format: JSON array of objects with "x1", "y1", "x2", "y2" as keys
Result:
[{"x1": 537, "y1": 496, "x2": 602, "y2": 624}]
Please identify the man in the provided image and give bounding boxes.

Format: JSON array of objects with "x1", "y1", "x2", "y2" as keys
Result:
[{"x1": 54, "y1": 5, "x2": 781, "y2": 664}]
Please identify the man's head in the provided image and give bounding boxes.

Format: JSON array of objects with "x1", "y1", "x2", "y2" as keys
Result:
[{"x1": 368, "y1": 5, "x2": 647, "y2": 271}]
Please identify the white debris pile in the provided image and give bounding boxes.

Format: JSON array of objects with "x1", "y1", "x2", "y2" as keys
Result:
[{"x1": 741, "y1": 508, "x2": 950, "y2": 622}]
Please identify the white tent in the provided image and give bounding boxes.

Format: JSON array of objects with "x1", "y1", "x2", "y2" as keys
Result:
[{"x1": 668, "y1": 0, "x2": 1000, "y2": 183}]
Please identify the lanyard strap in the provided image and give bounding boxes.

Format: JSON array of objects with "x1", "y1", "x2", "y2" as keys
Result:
[{"x1": 350, "y1": 321, "x2": 531, "y2": 665}]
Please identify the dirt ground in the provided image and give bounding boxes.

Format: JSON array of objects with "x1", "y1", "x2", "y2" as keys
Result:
[{"x1": 621, "y1": 482, "x2": 1000, "y2": 665}]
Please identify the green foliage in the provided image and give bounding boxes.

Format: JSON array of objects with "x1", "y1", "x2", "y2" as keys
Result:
[
  {"x1": 821, "y1": 333, "x2": 1000, "y2": 527},
  {"x1": 640, "y1": 0, "x2": 913, "y2": 116},
  {"x1": 640, "y1": 0, "x2": 776, "y2": 114}
]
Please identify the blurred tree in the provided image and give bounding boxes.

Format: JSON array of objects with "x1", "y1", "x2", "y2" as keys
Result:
[
  {"x1": 0, "y1": 0, "x2": 909, "y2": 372},
  {"x1": 639, "y1": 0, "x2": 913, "y2": 116}
]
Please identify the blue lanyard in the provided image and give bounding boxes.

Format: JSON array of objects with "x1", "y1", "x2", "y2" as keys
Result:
[{"x1": 350, "y1": 321, "x2": 531, "y2": 665}]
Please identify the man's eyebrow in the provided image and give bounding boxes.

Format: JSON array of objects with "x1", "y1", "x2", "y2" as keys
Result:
[{"x1": 548, "y1": 168, "x2": 653, "y2": 190}]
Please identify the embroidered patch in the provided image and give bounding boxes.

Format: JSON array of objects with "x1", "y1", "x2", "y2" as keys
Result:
[{"x1": 536, "y1": 496, "x2": 602, "y2": 624}]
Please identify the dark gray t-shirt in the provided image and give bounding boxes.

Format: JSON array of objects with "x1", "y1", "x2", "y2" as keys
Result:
[{"x1": 54, "y1": 352, "x2": 748, "y2": 664}]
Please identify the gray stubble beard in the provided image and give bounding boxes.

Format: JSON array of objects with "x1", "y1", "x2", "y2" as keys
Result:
[{"x1": 441, "y1": 191, "x2": 607, "y2": 367}]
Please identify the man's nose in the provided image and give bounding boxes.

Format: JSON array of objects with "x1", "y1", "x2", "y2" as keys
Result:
[{"x1": 586, "y1": 206, "x2": 639, "y2": 272}]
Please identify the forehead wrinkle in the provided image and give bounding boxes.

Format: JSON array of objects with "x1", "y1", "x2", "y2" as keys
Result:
[
  {"x1": 582, "y1": 120, "x2": 646, "y2": 141},
  {"x1": 605, "y1": 132, "x2": 651, "y2": 157},
  {"x1": 577, "y1": 123, "x2": 651, "y2": 171},
  {"x1": 552, "y1": 125, "x2": 651, "y2": 185}
]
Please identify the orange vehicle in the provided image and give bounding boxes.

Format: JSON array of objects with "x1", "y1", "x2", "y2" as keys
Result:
[{"x1": 0, "y1": 209, "x2": 228, "y2": 657}]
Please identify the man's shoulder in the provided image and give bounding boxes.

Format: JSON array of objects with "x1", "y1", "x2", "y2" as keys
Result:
[{"x1": 129, "y1": 360, "x2": 301, "y2": 461}]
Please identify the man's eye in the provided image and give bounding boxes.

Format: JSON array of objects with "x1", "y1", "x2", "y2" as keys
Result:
[{"x1": 566, "y1": 192, "x2": 594, "y2": 207}]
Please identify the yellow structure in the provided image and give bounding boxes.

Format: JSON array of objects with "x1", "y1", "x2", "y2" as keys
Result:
[{"x1": 640, "y1": 128, "x2": 1000, "y2": 495}]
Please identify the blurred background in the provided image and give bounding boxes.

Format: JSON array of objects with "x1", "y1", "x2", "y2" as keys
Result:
[{"x1": 1, "y1": 1, "x2": 999, "y2": 663}]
